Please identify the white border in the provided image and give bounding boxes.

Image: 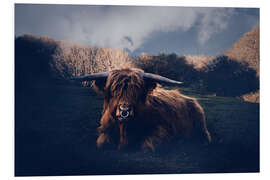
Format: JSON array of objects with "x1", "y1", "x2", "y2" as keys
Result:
[
  {"x1": 2, "y1": 0, "x2": 270, "y2": 180},
  {"x1": 13, "y1": 0, "x2": 261, "y2": 8}
]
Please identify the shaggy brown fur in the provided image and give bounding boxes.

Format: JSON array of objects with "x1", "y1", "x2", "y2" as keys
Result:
[{"x1": 93, "y1": 68, "x2": 211, "y2": 152}]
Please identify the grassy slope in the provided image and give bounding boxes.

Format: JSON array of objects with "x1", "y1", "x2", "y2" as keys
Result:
[
  {"x1": 226, "y1": 26, "x2": 259, "y2": 76},
  {"x1": 226, "y1": 26, "x2": 260, "y2": 103},
  {"x1": 15, "y1": 83, "x2": 259, "y2": 176}
]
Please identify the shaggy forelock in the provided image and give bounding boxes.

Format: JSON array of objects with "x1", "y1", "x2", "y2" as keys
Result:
[{"x1": 105, "y1": 68, "x2": 146, "y2": 104}]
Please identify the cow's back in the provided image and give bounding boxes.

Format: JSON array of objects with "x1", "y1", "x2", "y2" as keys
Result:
[{"x1": 146, "y1": 87, "x2": 207, "y2": 138}]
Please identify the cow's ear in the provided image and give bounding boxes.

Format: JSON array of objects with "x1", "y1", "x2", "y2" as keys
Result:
[
  {"x1": 145, "y1": 80, "x2": 157, "y2": 93},
  {"x1": 92, "y1": 79, "x2": 107, "y2": 95}
]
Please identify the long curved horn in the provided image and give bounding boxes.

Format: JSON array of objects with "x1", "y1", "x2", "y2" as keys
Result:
[
  {"x1": 142, "y1": 72, "x2": 183, "y2": 86},
  {"x1": 71, "y1": 72, "x2": 109, "y2": 81}
]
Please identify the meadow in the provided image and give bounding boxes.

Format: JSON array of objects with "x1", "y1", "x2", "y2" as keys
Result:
[{"x1": 15, "y1": 82, "x2": 259, "y2": 176}]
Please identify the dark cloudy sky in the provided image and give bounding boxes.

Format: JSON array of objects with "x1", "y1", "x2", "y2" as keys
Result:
[{"x1": 15, "y1": 4, "x2": 259, "y2": 56}]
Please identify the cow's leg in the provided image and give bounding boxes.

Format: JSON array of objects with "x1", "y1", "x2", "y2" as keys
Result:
[
  {"x1": 96, "y1": 133, "x2": 110, "y2": 148},
  {"x1": 201, "y1": 123, "x2": 212, "y2": 143},
  {"x1": 96, "y1": 108, "x2": 116, "y2": 148},
  {"x1": 141, "y1": 126, "x2": 169, "y2": 152},
  {"x1": 188, "y1": 99, "x2": 212, "y2": 143},
  {"x1": 196, "y1": 112, "x2": 212, "y2": 144}
]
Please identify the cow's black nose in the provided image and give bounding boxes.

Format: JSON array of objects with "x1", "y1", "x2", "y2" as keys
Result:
[{"x1": 120, "y1": 110, "x2": 130, "y2": 118}]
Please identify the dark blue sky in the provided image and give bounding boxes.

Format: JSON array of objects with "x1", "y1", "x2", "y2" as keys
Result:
[{"x1": 15, "y1": 4, "x2": 259, "y2": 57}]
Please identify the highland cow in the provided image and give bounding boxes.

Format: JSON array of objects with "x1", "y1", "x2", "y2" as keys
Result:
[{"x1": 72, "y1": 68, "x2": 211, "y2": 152}]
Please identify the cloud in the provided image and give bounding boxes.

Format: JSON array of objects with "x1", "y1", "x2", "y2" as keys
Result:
[
  {"x1": 15, "y1": 5, "x2": 235, "y2": 52},
  {"x1": 198, "y1": 8, "x2": 235, "y2": 44}
]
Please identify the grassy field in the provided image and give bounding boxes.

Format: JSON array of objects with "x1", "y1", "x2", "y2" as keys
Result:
[{"x1": 15, "y1": 82, "x2": 259, "y2": 176}]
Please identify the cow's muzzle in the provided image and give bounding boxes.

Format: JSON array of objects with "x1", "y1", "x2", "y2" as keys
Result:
[
  {"x1": 119, "y1": 104, "x2": 131, "y2": 119},
  {"x1": 117, "y1": 104, "x2": 134, "y2": 121},
  {"x1": 120, "y1": 109, "x2": 130, "y2": 119}
]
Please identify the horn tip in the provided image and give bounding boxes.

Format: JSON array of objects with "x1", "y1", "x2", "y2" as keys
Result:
[{"x1": 174, "y1": 81, "x2": 183, "y2": 86}]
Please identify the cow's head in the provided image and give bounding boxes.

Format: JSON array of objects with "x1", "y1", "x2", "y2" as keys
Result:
[{"x1": 71, "y1": 68, "x2": 182, "y2": 148}]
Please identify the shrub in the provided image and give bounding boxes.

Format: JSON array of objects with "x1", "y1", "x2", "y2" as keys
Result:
[
  {"x1": 131, "y1": 53, "x2": 199, "y2": 86},
  {"x1": 200, "y1": 56, "x2": 259, "y2": 96},
  {"x1": 15, "y1": 35, "x2": 60, "y2": 87},
  {"x1": 15, "y1": 35, "x2": 130, "y2": 87}
]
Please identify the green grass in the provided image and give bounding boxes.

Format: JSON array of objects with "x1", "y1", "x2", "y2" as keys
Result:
[
  {"x1": 15, "y1": 83, "x2": 259, "y2": 176},
  {"x1": 180, "y1": 87, "x2": 259, "y2": 144}
]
